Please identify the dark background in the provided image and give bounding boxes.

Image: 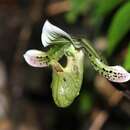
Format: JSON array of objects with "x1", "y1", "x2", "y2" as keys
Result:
[{"x1": 0, "y1": 0, "x2": 130, "y2": 130}]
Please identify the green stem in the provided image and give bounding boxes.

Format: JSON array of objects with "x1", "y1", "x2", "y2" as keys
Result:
[{"x1": 79, "y1": 38, "x2": 101, "y2": 60}]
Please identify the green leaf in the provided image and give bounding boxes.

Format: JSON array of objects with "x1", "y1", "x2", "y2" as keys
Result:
[
  {"x1": 108, "y1": 2, "x2": 130, "y2": 55},
  {"x1": 124, "y1": 44, "x2": 130, "y2": 70}
]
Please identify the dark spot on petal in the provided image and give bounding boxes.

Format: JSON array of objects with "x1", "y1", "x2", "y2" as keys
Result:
[
  {"x1": 109, "y1": 70, "x2": 112, "y2": 73},
  {"x1": 100, "y1": 71, "x2": 103, "y2": 75},
  {"x1": 63, "y1": 77, "x2": 66, "y2": 82},
  {"x1": 113, "y1": 78, "x2": 115, "y2": 80},
  {"x1": 89, "y1": 54, "x2": 92, "y2": 57}
]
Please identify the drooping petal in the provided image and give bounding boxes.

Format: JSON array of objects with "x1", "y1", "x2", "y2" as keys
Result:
[
  {"x1": 24, "y1": 50, "x2": 48, "y2": 67},
  {"x1": 80, "y1": 39, "x2": 130, "y2": 83},
  {"x1": 41, "y1": 20, "x2": 72, "y2": 47}
]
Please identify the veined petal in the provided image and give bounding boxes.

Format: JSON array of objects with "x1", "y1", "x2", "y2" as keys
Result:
[
  {"x1": 24, "y1": 50, "x2": 48, "y2": 67},
  {"x1": 41, "y1": 20, "x2": 72, "y2": 47},
  {"x1": 107, "y1": 65, "x2": 130, "y2": 83}
]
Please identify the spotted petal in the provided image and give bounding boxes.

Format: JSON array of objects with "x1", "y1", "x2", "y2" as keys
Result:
[
  {"x1": 96, "y1": 60, "x2": 130, "y2": 83},
  {"x1": 107, "y1": 65, "x2": 130, "y2": 83},
  {"x1": 80, "y1": 39, "x2": 130, "y2": 83},
  {"x1": 24, "y1": 50, "x2": 48, "y2": 67},
  {"x1": 41, "y1": 20, "x2": 72, "y2": 47}
]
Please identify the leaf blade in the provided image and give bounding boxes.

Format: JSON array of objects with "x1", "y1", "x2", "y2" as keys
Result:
[
  {"x1": 124, "y1": 44, "x2": 130, "y2": 70},
  {"x1": 108, "y1": 2, "x2": 130, "y2": 55},
  {"x1": 93, "y1": 0, "x2": 122, "y2": 21}
]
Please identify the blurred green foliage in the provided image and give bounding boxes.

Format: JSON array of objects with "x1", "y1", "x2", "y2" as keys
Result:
[
  {"x1": 65, "y1": 0, "x2": 95, "y2": 23},
  {"x1": 108, "y1": 2, "x2": 130, "y2": 55},
  {"x1": 124, "y1": 44, "x2": 130, "y2": 70},
  {"x1": 92, "y1": 0, "x2": 122, "y2": 25},
  {"x1": 78, "y1": 92, "x2": 93, "y2": 114}
]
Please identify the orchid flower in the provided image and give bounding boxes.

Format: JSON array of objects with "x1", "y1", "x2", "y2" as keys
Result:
[
  {"x1": 23, "y1": 20, "x2": 130, "y2": 107},
  {"x1": 24, "y1": 20, "x2": 85, "y2": 107},
  {"x1": 24, "y1": 20, "x2": 130, "y2": 84}
]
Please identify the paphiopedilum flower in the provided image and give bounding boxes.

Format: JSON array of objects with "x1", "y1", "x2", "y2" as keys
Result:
[
  {"x1": 24, "y1": 20, "x2": 130, "y2": 84},
  {"x1": 24, "y1": 20, "x2": 85, "y2": 107}
]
